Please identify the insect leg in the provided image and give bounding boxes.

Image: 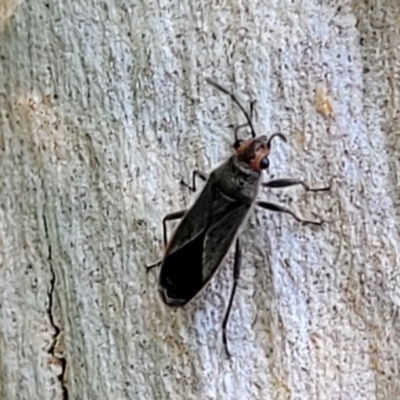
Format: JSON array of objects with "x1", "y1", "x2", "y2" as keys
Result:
[
  {"x1": 256, "y1": 201, "x2": 323, "y2": 225},
  {"x1": 145, "y1": 209, "x2": 187, "y2": 271},
  {"x1": 262, "y1": 178, "x2": 330, "y2": 192},
  {"x1": 180, "y1": 170, "x2": 208, "y2": 192},
  {"x1": 162, "y1": 210, "x2": 187, "y2": 246},
  {"x1": 222, "y1": 238, "x2": 242, "y2": 358},
  {"x1": 145, "y1": 260, "x2": 162, "y2": 271}
]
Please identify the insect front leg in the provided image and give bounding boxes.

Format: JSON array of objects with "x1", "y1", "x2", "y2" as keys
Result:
[
  {"x1": 262, "y1": 178, "x2": 330, "y2": 192},
  {"x1": 256, "y1": 201, "x2": 323, "y2": 225},
  {"x1": 222, "y1": 238, "x2": 242, "y2": 358},
  {"x1": 180, "y1": 170, "x2": 208, "y2": 192},
  {"x1": 145, "y1": 209, "x2": 187, "y2": 271}
]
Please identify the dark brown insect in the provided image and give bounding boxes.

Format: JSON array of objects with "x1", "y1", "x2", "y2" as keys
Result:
[{"x1": 148, "y1": 79, "x2": 329, "y2": 357}]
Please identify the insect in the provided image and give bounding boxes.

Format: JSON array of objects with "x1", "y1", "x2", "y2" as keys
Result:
[{"x1": 147, "y1": 78, "x2": 329, "y2": 357}]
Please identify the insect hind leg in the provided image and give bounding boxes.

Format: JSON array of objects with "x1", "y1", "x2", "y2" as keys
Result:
[
  {"x1": 145, "y1": 260, "x2": 162, "y2": 272},
  {"x1": 222, "y1": 238, "x2": 242, "y2": 358}
]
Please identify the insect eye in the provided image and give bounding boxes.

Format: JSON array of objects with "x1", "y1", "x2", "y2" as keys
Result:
[
  {"x1": 233, "y1": 139, "x2": 243, "y2": 149},
  {"x1": 260, "y1": 157, "x2": 269, "y2": 169}
]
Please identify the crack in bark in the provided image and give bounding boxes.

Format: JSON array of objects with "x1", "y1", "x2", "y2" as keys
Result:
[{"x1": 43, "y1": 215, "x2": 69, "y2": 400}]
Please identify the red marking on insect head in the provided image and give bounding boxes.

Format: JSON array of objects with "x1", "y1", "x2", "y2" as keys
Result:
[
  {"x1": 236, "y1": 139, "x2": 270, "y2": 172},
  {"x1": 235, "y1": 139, "x2": 253, "y2": 156},
  {"x1": 251, "y1": 146, "x2": 270, "y2": 171}
]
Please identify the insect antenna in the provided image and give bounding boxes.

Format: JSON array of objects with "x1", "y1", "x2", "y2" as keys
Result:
[
  {"x1": 206, "y1": 78, "x2": 257, "y2": 140},
  {"x1": 267, "y1": 133, "x2": 287, "y2": 149},
  {"x1": 228, "y1": 99, "x2": 257, "y2": 142}
]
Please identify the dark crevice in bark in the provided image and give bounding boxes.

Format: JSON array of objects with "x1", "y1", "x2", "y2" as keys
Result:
[{"x1": 43, "y1": 215, "x2": 69, "y2": 400}]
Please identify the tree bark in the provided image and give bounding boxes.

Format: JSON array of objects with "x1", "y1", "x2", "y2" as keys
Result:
[{"x1": 0, "y1": 0, "x2": 399, "y2": 399}]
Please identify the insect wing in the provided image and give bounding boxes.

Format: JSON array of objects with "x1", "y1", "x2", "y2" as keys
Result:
[
  {"x1": 201, "y1": 201, "x2": 248, "y2": 280},
  {"x1": 159, "y1": 178, "x2": 251, "y2": 306},
  {"x1": 165, "y1": 180, "x2": 214, "y2": 257}
]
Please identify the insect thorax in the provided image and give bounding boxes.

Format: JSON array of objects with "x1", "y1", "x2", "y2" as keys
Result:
[{"x1": 211, "y1": 156, "x2": 261, "y2": 204}]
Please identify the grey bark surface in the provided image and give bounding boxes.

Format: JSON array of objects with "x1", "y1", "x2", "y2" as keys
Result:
[{"x1": 0, "y1": 0, "x2": 399, "y2": 399}]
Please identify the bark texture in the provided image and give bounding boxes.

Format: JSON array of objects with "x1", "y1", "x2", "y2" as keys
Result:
[{"x1": 0, "y1": 0, "x2": 399, "y2": 399}]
